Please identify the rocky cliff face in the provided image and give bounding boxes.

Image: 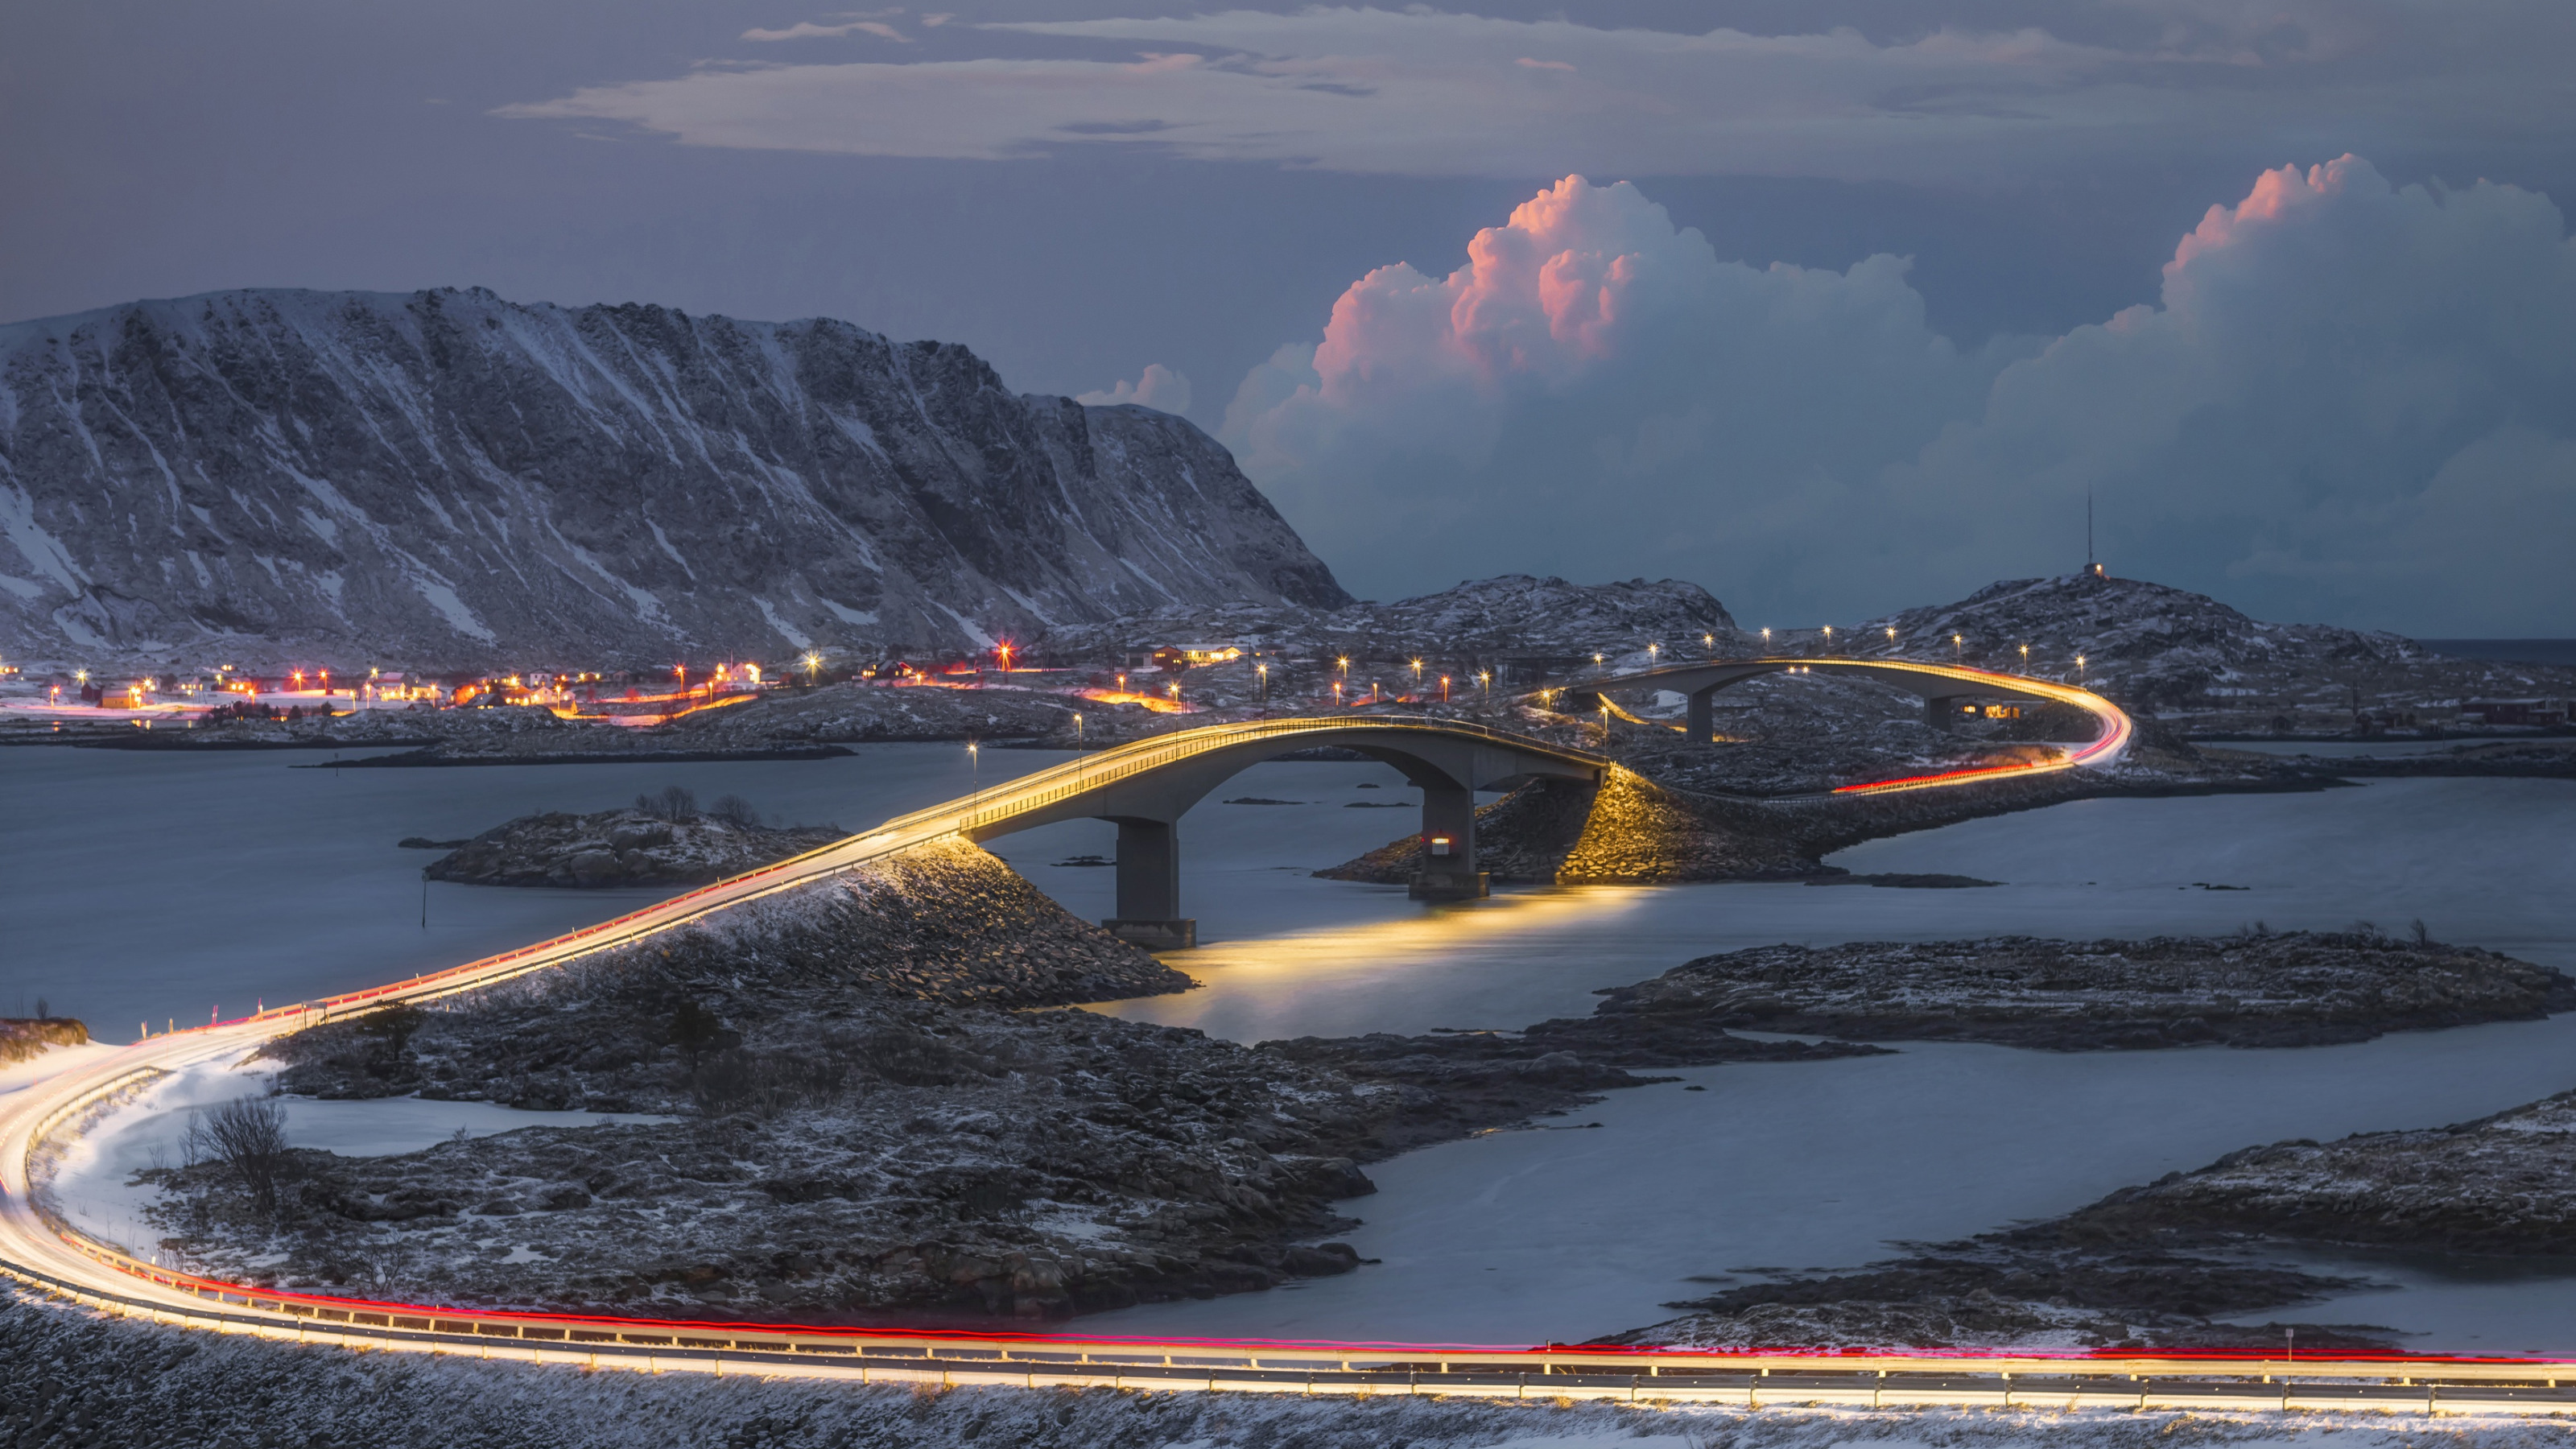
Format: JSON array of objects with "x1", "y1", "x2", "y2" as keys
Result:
[{"x1": 0, "y1": 288, "x2": 1347, "y2": 669}]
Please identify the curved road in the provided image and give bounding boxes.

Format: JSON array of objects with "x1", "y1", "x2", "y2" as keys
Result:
[{"x1": 14, "y1": 691, "x2": 2575, "y2": 1407}]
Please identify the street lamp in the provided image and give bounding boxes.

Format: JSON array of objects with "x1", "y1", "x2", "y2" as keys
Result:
[
  {"x1": 1598, "y1": 701, "x2": 1611, "y2": 746},
  {"x1": 1072, "y1": 712, "x2": 1083, "y2": 745},
  {"x1": 1476, "y1": 670, "x2": 1491, "y2": 700},
  {"x1": 1256, "y1": 662, "x2": 1268, "y2": 705},
  {"x1": 1759, "y1": 628, "x2": 1770, "y2": 651},
  {"x1": 1885, "y1": 627, "x2": 1897, "y2": 648},
  {"x1": 967, "y1": 739, "x2": 980, "y2": 819},
  {"x1": 1439, "y1": 674, "x2": 1450, "y2": 703},
  {"x1": 1953, "y1": 633, "x2": 1963, "y2": 662},
  {"x1": 1647, "y1": 642, "x2": 1659, "y2": 662},
  {"x1": 2018, "y1": 643, "x2": 2030, "y2": 672},
  {"x1": 803, "y1": 652, "x2": 823, "y2": 686},
  {"x1": 1821, "y1": 625, "x2": 1833, "y2": 653},
  {"x1": 1336, "y1": 656, "x2": 1349, "y2": 679},
  {"x1": 1331, "y1": 679, "x2": 1344, "y2": 706},
  {"x1": 2075, "y1": 654, "x2": 2087, "y2": 683}
]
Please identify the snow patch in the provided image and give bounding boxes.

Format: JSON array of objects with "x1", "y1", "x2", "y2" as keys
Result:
[{"x1": 414, "y1": 579, "x2": 497, "y2": 641}]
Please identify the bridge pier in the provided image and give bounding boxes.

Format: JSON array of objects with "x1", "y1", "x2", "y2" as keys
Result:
[
  {"x1": 1102, "y1": 818, "x2": 1195, "y2": 949},
  {"x1": 1685, "y1": 687, "x2": 1715, "y2": 744},
  {"x1": 1409, "y1": 782, "x2": 1488, "y2": 900}
]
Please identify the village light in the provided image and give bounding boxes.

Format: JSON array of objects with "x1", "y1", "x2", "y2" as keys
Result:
[
  {"x1": 1885, "y1": 627, "x2": 1897, "y2": 645},
  {"x1": 1256, "y1": 662, "x2": 1268, "y2": 704},
  {"x1": 2019, "y1": 644, "x2": 2030, "y2": 673},
  {"x1": 1336, "y1": 656, "x2": 1349, "y2": 678},
  {"x1": 1331, "y1": 679, "x2": 1344, "y2": 705},
  {"x1": 1072, "y1": 712, "x2": 1083, "y2": 744},
  {"x1": 802, "y1": 651, "x2": 822, "y2": 685},
  {"x1": 1476, "y1": 669, "x2": 1491, "y2": 700},
  {"x1": 1953, "y1": 633, "x2": 1963, "y2": 660},
  {"x1": 1439, "y1": 674, "x2": 1450, "y2": 703},
  {"x1": 2076, "y1": 654, "x2": 2087, "y2": 683},
  {"x1": 1647, "y1": 642, "x2": 1659, "y2": 662}
]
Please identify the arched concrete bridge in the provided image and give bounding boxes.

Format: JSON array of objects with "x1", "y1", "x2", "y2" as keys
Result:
[
  {"x1": 956, "y1": 719, "x2": 1606, "y2": 944},
  {"x1": 1549, "y1": 658, "x2": 2132, "y2": 787}
]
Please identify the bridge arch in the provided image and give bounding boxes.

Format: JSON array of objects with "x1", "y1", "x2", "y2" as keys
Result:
[{"x1": 959, "y1": 722, "x2": 1604, "y2": 947}]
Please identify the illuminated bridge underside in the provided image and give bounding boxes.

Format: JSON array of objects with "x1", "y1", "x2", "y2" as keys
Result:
[
  {"x1": 1575, "y1": 658, "x2": 2133, "y2": 795},
  {"x1": 970, "y1": 724, "x2": 1604, "y2": 942}
]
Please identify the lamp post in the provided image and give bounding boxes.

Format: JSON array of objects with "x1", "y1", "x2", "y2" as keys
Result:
[
  {"x1": 1885, "y1": 626, "x2": 1897, "y2": 650},
  {"x1": 803, "y1": 652, "x2": 822, "y2": 686},
  {"x1": 1477, "y1": 670, "x2": 1491, "y2": 701},
  {"x1": 2019, "y1": 643, "x2": 2030, "y2": 673},
  {"x1": 1332, "y1": 679, "x2": 1344, "y2": 707},
  {"x1": 1598, "y1": 701, "x2": 1611, "y2": 747},
  {"x1": 1647, "y1": 642, "x2": 1659, "y2": 663},
  {"x1": 1256, "y1": 662, "x2": 1269, "y2": 706},
  {"x1": 1821, "y1": 625, "x2": 1833, "y2": 654},
  {"x1": 2075, "y1": 654, "x2": 2087, "y2": 684},
  {"x1": 1072, "y1": 712, "x2": 1083, "y2": 745},
  {"x1": 968, "y1": 739, "x2": 980, "y2": 821},
  {"x1": 1439, "y1": 674, "x2": 1450, "y2": 704},
  {"x1": 1953, "y1": 633, "x2": 1963, "y2": 662},
  {"x1": 1410, "y1": 658, "x2": 1423, "y2": 691},
  {"x1": 1759, "y1": 628, "x2": 1770, "y2": 653}
]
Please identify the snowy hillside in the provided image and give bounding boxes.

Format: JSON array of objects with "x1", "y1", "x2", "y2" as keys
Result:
[
  {"x1": 0, "y1": 288, "x2": 1348, "y2": 669},
  {"x1": 1034, "y1": 574, "x2": 1742, "y2": 665}
]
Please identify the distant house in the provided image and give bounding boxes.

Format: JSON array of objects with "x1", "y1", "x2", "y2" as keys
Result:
[
  {"x1": 2461, "y1": 699, "x2": 2570, "y2": 727},
  {"x1": 1153, "y1": 644, "x2": 1243, "y2": 671}
]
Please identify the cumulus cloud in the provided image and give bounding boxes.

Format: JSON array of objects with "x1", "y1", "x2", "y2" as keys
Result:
[
  {"x1": 1222, "y1": 161, "x2": 2576, "y2": 634},
  {"x1": 1076, "y1": 362, "x2": 1191, "y2": 415},
  {"x1": 741, "y1": 20, "x2": 909, "y2": 43},
  {"x1": 500, "y1": 5, "x2": 2576, "y2": 184}
]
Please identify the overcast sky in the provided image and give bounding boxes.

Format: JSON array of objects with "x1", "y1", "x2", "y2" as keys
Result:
[{"x1": 6, "y1": 2, "x2": 2572, "y2": 633}]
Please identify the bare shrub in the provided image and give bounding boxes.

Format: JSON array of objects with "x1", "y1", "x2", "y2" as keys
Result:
[
  {"x1": 634, "y1": 785, "x2": 699, "y2": 822},
  {"x1": 689, "y1": 1050, "x2": 851, "y2": 1119},
  {"x1": 186, "y1": 1096, "x2": 293, "y2": 1219},
  {"x1": 357, "y1": 1004, "x2": 427, "y2": 1063},
  {"x1": 853, "y1": 1026, "x2": 987, "y2": 1087},
  {"x1": 708, "y1": 794, "x2": 762, "y2": 828},
  {"x1": 665, "y1": 999, "x2": 724, "y2": 1068}
]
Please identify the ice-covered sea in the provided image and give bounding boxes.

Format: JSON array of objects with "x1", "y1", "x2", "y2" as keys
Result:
[{"x1": 5, "y1": 743, "x2": 2574, "y2": 1354}]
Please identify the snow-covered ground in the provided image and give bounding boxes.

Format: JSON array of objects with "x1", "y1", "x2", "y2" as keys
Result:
[{"x1": 31, "y1": 1054, "x2": 672, "y2": 1263}]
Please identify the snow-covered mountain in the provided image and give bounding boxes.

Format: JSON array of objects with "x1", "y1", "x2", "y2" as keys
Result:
[
  {"x1": 0, "y1": 288, "x2": 1348, "y2": 669},
  {"x1": 1034, "y1": 575, "x2": 1741, "y2": 666}
]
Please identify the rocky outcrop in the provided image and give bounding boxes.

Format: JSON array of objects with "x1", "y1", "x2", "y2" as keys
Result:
[
  {"x1": 2048, "y1": 1089, "x2": 2576, "y2": 1257},
  {"x1": 1608, "y1": 1251, "x2": 2392, "y2": 1352},
  {"x1": 0, "y1": 287, "x2": 1347, "y2": 671},
  {"x1": 0, "y1": 1018, "x2": 87, "y2": 1064},
  {"x1": 1601, "y1": 931, "x2": 2575, "y2": 1051},
  {"x1": 423, "y1": 807, "x2": 844, "y2": 887}
]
